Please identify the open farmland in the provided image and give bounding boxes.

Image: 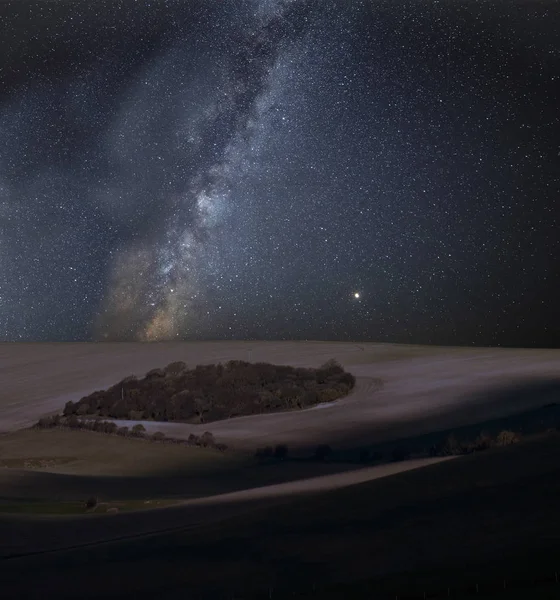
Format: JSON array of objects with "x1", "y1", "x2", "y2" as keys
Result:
[{"x1": 2, "y1": 341, "x2": 560, "y2": 451}]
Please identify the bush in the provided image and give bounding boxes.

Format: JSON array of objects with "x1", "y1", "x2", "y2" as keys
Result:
[
  {"x1": 187, "y1": 433, "x2": 200, "y2": 445},
  {"x1": 36, "y1": 416, "x2": 56, "y2": 429},
  {"x1": 104, "y1": 421, "x2": 118, "y2": 434},
  {"x1": 495, "y1": 430, "x2": 520, "y2": 446},
  {"x1": 274, "y1": 444, "x2": 288, "y2": 460},
  {"x1": 117, "y1": 426, "x2": 130, "y2": 437},
  {"x1": 85, "y1": 496, "x2": 98, "y2": 509},
  {"x1": 131, "y1": 424, "x2": 147, "y2": 437},
  {"x1": 315, "y1": 444, "x2": 332, "y2": 461},
  {"x1": 199, "y1": 431, "x2": 216, "y2": 447},
  {"x1": 152, "y1": 431, "x2": 166, "y2": 442}
]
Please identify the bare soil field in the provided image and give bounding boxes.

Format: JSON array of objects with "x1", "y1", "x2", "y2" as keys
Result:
[{"x1": 2, "y1": 342, "x2": 560, "y2": 451}]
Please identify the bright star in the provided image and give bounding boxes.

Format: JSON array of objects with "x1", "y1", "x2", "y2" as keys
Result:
[{"x1": 353, "y1": 292, "x2": 360, "y2": 299}]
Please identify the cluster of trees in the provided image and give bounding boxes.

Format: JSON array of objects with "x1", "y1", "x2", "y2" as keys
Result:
[
  {"x1": 61, "y1": 359, "x2": 356, "y2": 424},
  {"x1": 429, "y1": 429, "x2": 521, "y2": 457},
  {"x1": 33, "y1": 414, "x2": 226, "y2": 451}
]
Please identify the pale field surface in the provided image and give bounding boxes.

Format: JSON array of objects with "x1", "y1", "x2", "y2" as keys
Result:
[{"x1": 1, "y1": 341, "x2": 560, "y2": 450}]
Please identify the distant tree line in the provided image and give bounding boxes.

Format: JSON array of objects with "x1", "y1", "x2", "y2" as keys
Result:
[
  {"x1": 60, "y1": 358, "x2": 356, "y2": 424},
  {"x1": 33, "y1": 414, "x2": 226, "y2": 451}
]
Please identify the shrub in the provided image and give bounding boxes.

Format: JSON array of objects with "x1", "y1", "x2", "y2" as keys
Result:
[
  {"x1": 36, "y1": 416, "x2": 56, "y2": 429},
  {"x1": 315, "y1": 444, "x2": 332, "y2": 461},
  {"x1": 495, "y1": 430, "x2": 520, "y2": 446},
  {"x1": 117, "y1": 426, "x2": 130, "y2": 437},
  {"x1": 152, "y1": 431, "x2": 166, "y2": 442},
  {"x1": 199, "y1": 431, "x2": 216, "y2": 447},
  {"x1": 274, "y1": 444, "x2": 288, "y2": 460},
  {"x1": 104, "y1": 421, "x2": 118, "y2": 434},
  {"x1": 131, "y1": 424, "x2": 147, "y2": 437},
  {"x1": 187, "y1": 434, "x2": 200, "y2": 446},
  {"x1": 215, "y1": 443, "x2": 228, "y2": 452},
  {"x1": 85, "y1": 496, "x2": 98, "y2": 509}
]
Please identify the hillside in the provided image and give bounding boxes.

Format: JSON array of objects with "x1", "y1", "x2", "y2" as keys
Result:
[{"x1": 2, "y1": 432, "x2": 560, "y2": 598}]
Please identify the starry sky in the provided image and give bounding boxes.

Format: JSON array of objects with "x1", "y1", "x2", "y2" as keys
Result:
[{"x1": 0, "y1": 0, "x2": 558, "y2": 346}]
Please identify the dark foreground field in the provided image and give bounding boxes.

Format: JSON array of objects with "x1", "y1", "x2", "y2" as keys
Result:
[{"x1": 2, "y1": 432, "x2": 560, "y2": 599}]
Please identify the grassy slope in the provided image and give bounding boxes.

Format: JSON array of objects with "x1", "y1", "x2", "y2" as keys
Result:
[
  {"x1": 0, "y1": 428, "x2": 369, "y2": 506},
  {"x1": 0, "y1": 428, "x2": 238, "y2": 476},
  {"x1": 2, "y1": 433, "x2": 560, "y2": 599}
]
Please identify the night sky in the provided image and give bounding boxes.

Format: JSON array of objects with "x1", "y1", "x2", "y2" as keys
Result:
[{"x1": 0, "y1": 0, "x2": 558, "y2": 346}]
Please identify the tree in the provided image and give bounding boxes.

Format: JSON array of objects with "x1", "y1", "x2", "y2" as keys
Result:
[
  {"x1": 164, "y1": 361, "x2": 187, "y2": 375},
  {"x1": 152, "y1": 431, "x2": 166, "y2": 442},
  {"x1": 496, "y1": 430, "x2": 520, "y2": 446},
  {"x1": 63, "y1": 401, "x2": 77, "y2": 416},
  {"x1": 76, "y1": 403, "x2": 90, "y2": 416},
  {"x1": 441, "y1": 434, "x2": 462, "y2": 456},
  {"x1": 194, "y1": 397, "x2": 211, "y2": 423},
  {"x1": 146, "y1": 368, "x2": 165, "y2": 379}
]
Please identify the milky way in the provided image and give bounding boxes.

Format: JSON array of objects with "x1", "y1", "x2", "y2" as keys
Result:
[{"x1": 0, "y1": 0, "x2": 558, "y2": 346}]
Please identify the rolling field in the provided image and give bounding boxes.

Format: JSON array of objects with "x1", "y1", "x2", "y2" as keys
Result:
[
  {"x1": 1, "y1": 433, "x2": 559, "y2": 598},
  {"x1": 1, "y1": 341, "x2": 560, "y2": 598},
  {"x1": 2, "y1": 341, "x2": 560, "y2": 451}
]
